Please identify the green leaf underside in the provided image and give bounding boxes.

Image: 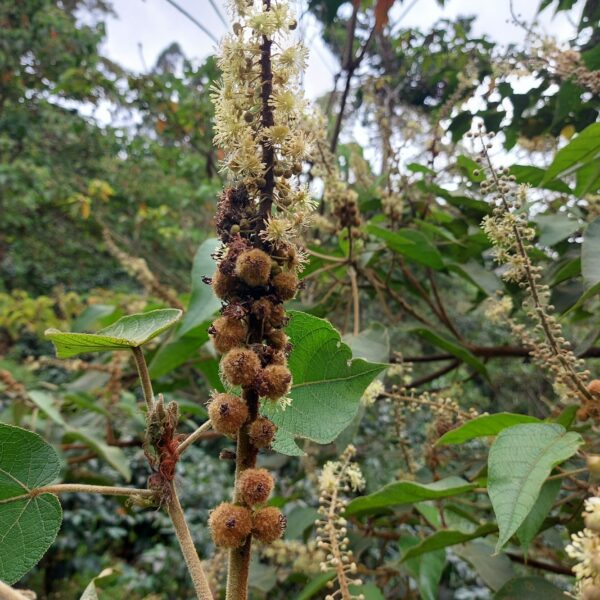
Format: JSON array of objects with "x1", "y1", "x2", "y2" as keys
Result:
[
  {"x1": 262, "y1": 311, "x2": 386, "y2": 456},
  {"x1": 345, "y1": 476, "x2": 475, "y2": 516},
  {"x1": 493, "y1": 576, "x2": 566, "y2": 599},
  {"x1": 401, "y1": 523, "x2": 498, "y2": 561},
  {"x1": 582, "y1": 217, "x2": 600, "y2": 288},
  {"x1": 436, "y1": 413, "x2": 541, "y2": 445},
  {"x1": 45, "y1": 308, "x2": 182, "y2": 358},
  {"x1": 488, "y1": 423, "x2": 582, "y2": 551},
  {"x1": 178, "y1": 238, "x2": 221, "y2": 336},
  {"x1": 0, "y1": 423, "x2": 63, "y2": 584}
]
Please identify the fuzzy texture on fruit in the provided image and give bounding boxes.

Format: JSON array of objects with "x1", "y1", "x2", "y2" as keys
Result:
[
  {"x1": 208, "y1": 393, "x2": 249, "y2": 435},
  {"x1": 237, "y1": 468, "x2": 274, "y2": 506},
  {"x1": 251, "y1": 297, "x2": 273, "y2": 322},
  {"x1": 271, "y1": 270, "x2": 298, "y2": 300},
  {"x1": 266, "y1": 328, "x2": 289, "y2": 350},
  {"x1": 209, "y1": 502, "x2": 253, "y2": 548},
  {"x1": 257, "y1": 364, "x2": 292, "y2": 400},
  {"x1": 221, "y1": 348, "x2": 261, "y2": 387},
  {"x1": 212, "y1": 269, "x2": 238, "y2": 300},
  {"x1": 268, "y1": 303, "x2": 287, "y2": 328},
  {"x1": 210, "y1": 316, "x2": 248, "y2": 354},
  {"x1": 235, "y1": 249, "x2": 272, "y2": 287},
  {"x1": 252, "y1": 506, "x2": 286, "y2": 543},
  {"x1": 588, "y1": 380, "x2": 600, "y2": 395},
  {"x1": 248, "y1": 416, "x2": 277, "y2": 449}
]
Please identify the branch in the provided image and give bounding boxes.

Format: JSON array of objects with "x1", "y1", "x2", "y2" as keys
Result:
[
  {"x1": 0, "y1": 582, "x2": 30, "y2": 600},
  {"x1": 0, "y1": 484, "x2": 154, "y2": 505},
  {"x1": 167, "y1": 482, "x2": 214, "y2": 600},
  {"x1": 178, "y1": 420, "x2": 213, "y2": 455}
]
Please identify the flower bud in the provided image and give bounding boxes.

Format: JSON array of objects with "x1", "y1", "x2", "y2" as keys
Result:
[
  {"x1": 582, "y1": 584, "x2": 600, "y2": 600},
  {"x1": 209, "y1": 502, "x2": 252, "y2": 548},
  {"x1": 588, "y1": 455, "x2": 600, "y2": 481},
  {"x1": 210, "y1": 316, "x2": 248, "y2": 354},
  {"x1": 248, "y1": 416, "x2": 277, "y2": 449},
  {"x1": 238, "y1": 468, "x2": 274, "y2": 505},
  {"x1": 252, "y1": 506, "x2": 286, "y2": 543},
  {"x1": 266, "y1": 328, "x2": 289, "y2": 350},
  {"x1": 208, "y1": 393, "x2": 248, "y2": 435},
  {"x1": 221, "y1": 348, "x2": 261, "y2": 387},
  {"x1": 271, "y1": 270, "x2": 298, "y2": 300},
  {"x1": 235, "y1": 249, "x2": 271, "y2": 287}
]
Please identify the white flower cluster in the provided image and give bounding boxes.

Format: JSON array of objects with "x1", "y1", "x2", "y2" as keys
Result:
[
  {"x1": 566, "y1": 496, "x2": 600, "y2": 598},
  {"x1": 213, "y1": 0, "x2": 315, "y2": 245},
  {"x1": 316, "y1": 445, "x2": 365, "y2": 600}
]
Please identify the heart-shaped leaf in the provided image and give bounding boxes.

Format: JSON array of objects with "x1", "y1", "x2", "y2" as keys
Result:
[
  {"x1": 0, "y1": 423, "x2": 63, "y2": 584},
  {"x1": 262, "y1": 311, "x2": 386, "y2": 456},
  {"x1": 45, "y1": 308, "x2": 182, "y2": 358},
  {"x1": 488, "y1": 423, "x2": 582, "y2": 551}
]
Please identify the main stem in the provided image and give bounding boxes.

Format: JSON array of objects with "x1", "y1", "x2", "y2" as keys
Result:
[
  {"x1": 226, "y1": 389, "x2": 259, "y2": 600},
  {"x1": 0, "y1": 581, "x2": 29, "y2": 600},
  {"x1": 167, "y1": 482, "x2": 214, "y2": 600}
]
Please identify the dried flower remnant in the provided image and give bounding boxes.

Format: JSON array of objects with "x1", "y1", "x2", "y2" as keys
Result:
[{"x1": 316, "y1": 445, "x2": 365, "y2": 600}]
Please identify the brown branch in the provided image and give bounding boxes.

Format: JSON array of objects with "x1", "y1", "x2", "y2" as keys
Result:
[{"x1": 505, "y1": 552, "x2": 573, "y2": 577}]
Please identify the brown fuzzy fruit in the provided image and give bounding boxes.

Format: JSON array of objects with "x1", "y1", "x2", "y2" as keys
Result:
[
  {"x1": 267, "y1": 328, "x2": 289, "y2": 350},
  {"x1": 209, "y1": 502, "x2": 253, "y2": 548},
  {"x1": 212, "y1": 269, "x2": 238, "y2": 300},
  {"x1": 210, "y1": 316, "x2": 247, "y2": 354},
  {"x1": 248, "y1": 417, "x2": 277, "y2": 449},
  {"x1": 252, "y1": 506, "x2": 286, "y2": 543},
  {"x1": 269, "y1": 303, "x2": 286, "y2": 328},
  {"x1": 271, "y1": 271, "x2": 298, "y2": 300},
  {"x1": 235, "y1": 249, "x2": 271, "y2": 287},
  {"x1": 588, "y1": 380, "x2": 600, "y2": 396},
  {"x1": 221, "y1": 348, "x2": 261, "y2": 387},
  {"x1": 251, "y1": 298, "x2": 273, "y2": 321},
  {"x1": 238, "y1": 468, "x2": 274, "y2": 505},
  {"x1": 208, "y1": 393, "x2": 249, "y2": 435},
  {"x1": 258, "y1": 365, "x2": 292, "y2": 400}
]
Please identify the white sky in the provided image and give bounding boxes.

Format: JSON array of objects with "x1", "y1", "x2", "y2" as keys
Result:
[{"x1": 102, "y1": 0, "x2": 580, "y2": 100}]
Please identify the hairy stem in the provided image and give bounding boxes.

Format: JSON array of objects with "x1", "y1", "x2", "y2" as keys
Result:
[
  {"x1": 0, "y1": 484, "x2": 155, "y2": 505},
  {"x1": 226, "y1": 388, "x2": 259, "y2": 600},
  {"x1": 177, "y1": 420, "x2": 213, "y2": 455},
  {"x1": 0, "y1": 581, "x2": 30, "y2": 600},
  {"x1": 131, "y1": 346, "x2": 155, "y2": 410},
  {"x1": 167, "y1": 482, "x2": 214, "y2": 600}
]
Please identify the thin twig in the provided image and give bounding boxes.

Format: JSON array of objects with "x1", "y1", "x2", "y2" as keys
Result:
[
  {"x1": 0, "y1": 484, "x2": 154, "y2": 505},
  {"x1": 178, "y1": 420, "x2": 213, "y2": 455},
  {"x1": 349, "y1": 266, "x2": 360, "y2": 336}
]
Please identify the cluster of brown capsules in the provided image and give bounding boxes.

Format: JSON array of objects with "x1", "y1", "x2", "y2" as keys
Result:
[{"x1": 204, "y1": 183, "x2": 303, "y2": 549}]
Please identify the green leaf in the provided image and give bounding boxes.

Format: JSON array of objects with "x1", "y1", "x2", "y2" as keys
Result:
[
  {"x1": 510, "y1": 165, "x2": 571, "y2": 194},
  {"x1": 494, "y1": 576, "x2": 567, "y2": 599},
  {"x1": 46, "y1": 308, "x2": 182, "y2": 358},
  {"x1": 410, "y1": 328, "x2": 488, "y2": 378},
  {"x1": 27, "y1": 391, "x2": 131, "y2": 481},
  {"x1": 262, "y1": 311, "x2": 386, "y2": 456},
  {"x1": 293, "y1": 571, "x2": 335, "y2": 600},
  {"x1": 534, "y1": 213, "x2": 581, "y2": 246},
  {"x1": 455, "y1": 542, "x2": 514, "y2": 591},
  {"x1": 488, "y1": 423, "x2": 583, "y2": 551},
  {"x1": 148, "y1": 325, "x2": 210, "y2": 378},
  {"x1": 515, "y1": 478, "x2": 561, "y2": 554},
  {"x1": 366, "y1": 225, "x2": 445, "y2": 269},
  {"x1": 400, "y1": 537, "x2": 446, "y2": 600},
  {"x1": 178, "y1": 238, "x2": 221, "y2": 336},
  {"x1": 345, "y1": 476, "x2": 475, "y2": 517},
  {"x1": 285, "y1": 507, "x2": 319, "y2": 539},
  {"x1": 436, "y1": 413, "x2": 541, "y2": 445},
  {"x1": 582, "y1": 217, "x2": 600, "y2": 288},
  {"x1": 542, "y1": 122, "x2": 600, "y2": 184},
  {"x1": 0, "y1": 423, "x2": 63, "y2": 584},
  {"x1": 401, "y1": 523, "x2": 498, "y2": 561}
]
